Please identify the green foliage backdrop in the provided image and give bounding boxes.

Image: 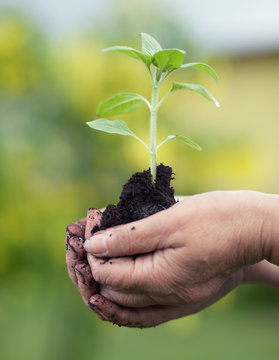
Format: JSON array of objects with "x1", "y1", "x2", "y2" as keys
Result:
[{"x1": 0, "y1": 8, "x2": 279, "y2": 360}]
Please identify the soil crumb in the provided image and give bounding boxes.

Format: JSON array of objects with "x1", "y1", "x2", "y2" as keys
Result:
[{"x1": 92, "y1": 164, "x2": 176, "y2": 232}]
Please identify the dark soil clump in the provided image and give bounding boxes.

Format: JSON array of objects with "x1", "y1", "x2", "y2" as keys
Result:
[{"x1": 92, "y1": 164, "x2": 176, "y2": 233}]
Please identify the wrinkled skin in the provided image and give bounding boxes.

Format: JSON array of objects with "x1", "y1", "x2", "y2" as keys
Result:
[{"x1": 66, "y1": 191, "x2": 279, "y2": 328}]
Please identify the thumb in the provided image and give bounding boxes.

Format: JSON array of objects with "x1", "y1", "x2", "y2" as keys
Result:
[{"x1": 83, "y1": 210, "x2": 171, "y2": 258}]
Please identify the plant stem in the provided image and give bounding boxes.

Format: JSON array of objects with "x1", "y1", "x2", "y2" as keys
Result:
[{"x1": 150, "y1": 81, "x2": 160, "y2": 182}]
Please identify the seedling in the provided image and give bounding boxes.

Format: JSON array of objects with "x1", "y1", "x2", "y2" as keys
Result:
[{"x1": 87, "y1": 33, "x2": 219, "y2": 181}]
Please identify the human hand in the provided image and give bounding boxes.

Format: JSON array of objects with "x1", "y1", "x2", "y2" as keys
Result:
[{"x1": 84, "y1": 191, "x2": 279, "y2": 327}]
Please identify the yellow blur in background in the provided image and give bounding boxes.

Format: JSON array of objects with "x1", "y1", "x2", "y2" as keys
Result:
[{"x1": 0, "y1": 2, "x2": 279, "y2": 360}]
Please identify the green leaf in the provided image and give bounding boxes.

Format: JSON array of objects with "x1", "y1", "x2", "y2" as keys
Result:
[
  {"x1": 152, "y1": 49, "x2": 185, "y2": 72},
  {"x1": 168, "y1": 135, "x2": 202, "y2": 150},
  {"x1": 87, "y1": 119, "x2": 136, "y2": 137},
  {"x1": 181, "y1": 62, "x2": 219, "y2": 84},
  {"x1": 102, "y1": 46, "x2": 151, "y2": 66},
  {"x1": 96, "y1": 92, "x2": 143, "y2": 117},
  {"x1": 139, "y1": 33, "x2": 162, "y2": 56},
  {"x1": 87, "y1": 119, "x2": 150, "y2": 151},
  {"x1": 157, "y1": 134, "x2": 202, "y2": 151},
  {"x1": 171, "y1": 82, "x2": 220, "y2": 107}
]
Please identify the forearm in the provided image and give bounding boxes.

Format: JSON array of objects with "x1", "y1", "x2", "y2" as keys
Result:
[{"x1": 243, "y1": 261, "x2": 279, "y2": 289}]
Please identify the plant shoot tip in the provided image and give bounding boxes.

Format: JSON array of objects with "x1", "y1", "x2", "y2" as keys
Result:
[{"x1": 88, "y1": 33, "x2": 219, "y2": 181}]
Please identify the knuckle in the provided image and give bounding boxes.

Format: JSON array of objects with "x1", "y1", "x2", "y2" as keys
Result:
[
  {"x1": 68, "y1": 236, "x2": 86, "y2": 258},
  {"x1": 75, "y1": 260, "x2": 89, "y2": 274},
  {"x1": 74, "y1": 260, "x2": 95, "y2": 287},
  {"x1": 91, "y1": 268, "x2": 102, "y2": 284},
  {"x1": 91, "y1": 264, "x2": 120, "y2": 288},
  {"x1": 114, "y1": 228, "x2": 133, "y2": 254}
]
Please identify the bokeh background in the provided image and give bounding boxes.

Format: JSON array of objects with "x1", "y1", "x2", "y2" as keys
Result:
[{"x1": 0, "y1": 0, "x2": 279, "y2": 359}]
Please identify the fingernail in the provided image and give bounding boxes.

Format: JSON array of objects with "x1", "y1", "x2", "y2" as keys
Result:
[
  {"x1": 84, "y1": 233, "x2": 108, "y2": 256},
  {"x1": 88, "y1": 301, "x2": 96, "y2": 310}
]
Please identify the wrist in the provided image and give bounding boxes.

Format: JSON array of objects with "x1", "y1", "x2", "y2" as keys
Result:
[
  {"x1": 229, "y1": 191, "x2": 277, "y2": 267},
  {"x1": 259, "y1": 193, "x2": 279, "y2": 266}
]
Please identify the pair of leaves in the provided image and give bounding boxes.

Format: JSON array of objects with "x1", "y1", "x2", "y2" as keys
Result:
[
  {"x1": 103, "y1": 33, "x2": 185, "y2": 72},
  {"x1": 96, "y1": 84, "x2": 219, "y2": 120},
  {"x1": 87, "y1": 119, "x2": 202, "y2": 152},
  {"x1": 141, "y1": 33, "x2": 186, "y2": 71},
  {"x1": 103, "y1": 33, "x2": 219, "y2": 84},
  {"x1": 96, "y1": 83, "x2": 219, "y2": 120}
]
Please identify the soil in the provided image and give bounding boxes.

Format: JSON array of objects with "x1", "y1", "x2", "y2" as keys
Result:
[{"x1": 92, "y1": 163, "x2": 176, "y2": 233}]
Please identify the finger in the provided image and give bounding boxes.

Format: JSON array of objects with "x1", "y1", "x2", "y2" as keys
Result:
[
  {"x1": 89, "y1": 273, "x2": 243, "y2": 328},
  {"x1": 66, "y1": 250, "x2": 78, "y2": 287},
  {"x1": 67, "y1": 235, "x2": 87, "y2": 260},
  {"x1": 75, "y1": 261, "x2": 98, "y2": 305},
  {"x1": 77, "y1": 218, "x2": 87, "y2": 227},
  {"x1": 65, "y1": 220, "x2": 86, "y2": 245},
  {"x1": 65, "y1": 218, "x2": 86, "y2": 287},
  {"x1": 85, "y1": 208, "x2": 102, "y2": 240},
  {"x1": 84, "y1": 207, "x2": 179, "y2": 258},
  {"x1": 66, "y1": 237, "x2": 86, "y2": 287},
  {"x1": 89, "y1": 294, "x2": 191, "y2": 328},
  {"x1": 87, "y1": 252, "x2": 156, "y2": 291},
  {"x1": 65, "y1": 217, "x2": 87, "y2": 281},
  {"x1": 66, "y1": 211, "x2": 102, "y2": 288},
  {"x1": 100, "y1": 286, "x2": 156, "y2": 308}
]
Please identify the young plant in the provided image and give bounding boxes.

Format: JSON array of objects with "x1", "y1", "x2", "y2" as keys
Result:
[{"x1": 87, "y1": 33, "x2": 219, "y2": 182}]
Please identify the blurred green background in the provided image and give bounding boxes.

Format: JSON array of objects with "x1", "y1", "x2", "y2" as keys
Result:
[{"x1": 0, "y1": 1, "x2": 279, "y2": 359}]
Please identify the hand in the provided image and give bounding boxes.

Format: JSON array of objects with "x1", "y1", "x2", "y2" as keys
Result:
[{"x1": 84, "y1": 191, "x2": 279, "y2": 327}]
